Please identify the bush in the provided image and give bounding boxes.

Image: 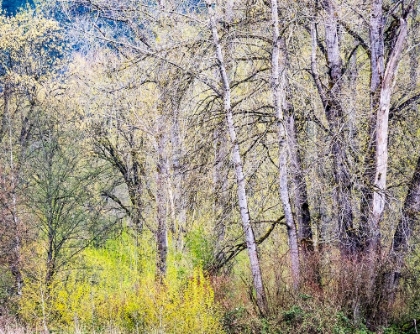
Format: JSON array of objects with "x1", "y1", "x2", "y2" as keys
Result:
[{"x1": 19, "y1": 231, "x2": 224, "y2": 333}]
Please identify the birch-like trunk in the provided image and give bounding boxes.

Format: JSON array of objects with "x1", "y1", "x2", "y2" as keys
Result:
[
  {"x1": 206, "y1": 0, "x2": 267, "y2": 315},
  {"x1": 213, "y1": 0, "x2": 234, "y2": 254},
  {"x1": 367, "y1": 1, "x2": 412, "y2": 252},
  {"x1": 359, "y1": 0, "x2": 385, "y2": 245},
  {"x1": 270, "y1": 0, "x2": 300, "y2": 289}
]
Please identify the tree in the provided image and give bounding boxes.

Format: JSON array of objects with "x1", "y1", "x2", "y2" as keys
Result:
[
  {"x1": 25, "y1": 117, "x2": 114, "y2": 288},
  {"x1": 0, "y1": 10, "x2": 65, "y2": 296},
  {"x1": 205, "y1": 0, "x2": 268, "y2": 314},
  {"x1": 270, "y1": 0, "x2": 300, "y2": 288},
  {"x1": 362, "y1": 0, "x2": 415, "y2": 253},
  {"x1": 45, "y1": 0, "x2": 420, "y2": 329}
]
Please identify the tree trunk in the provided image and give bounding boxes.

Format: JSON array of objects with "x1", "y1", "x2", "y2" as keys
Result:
[
  {"x1": 128, "y1": 134, "x2": 144, "y2": 232},
  {"x1": 359, "y1": 0, "x2": 385, "y2": 249},
  {"x1": 156, "y1": 112, "x2": 168, "y2": 279},
  {"x1": 226, "y1": 0, "x2": 233, "y2": 22},
  {"x1": 287, "y1": 115, "x2": 313, "y2": 253},
  {"x1": 4, "y1": 86, "x2": 23, "y2": 296},
  {"x1": 270, "y1": 0, "x2": 300, "y2": 289},
  {"x1": 363, "y1": 0, "x2": 413, "y2": 253},
  {"x1": 409, "y1": 7, "x2": 418, "y2": 98},
  {"x1": 46, "y1": 220, "x2": 55, "y2": 288},
  {"x1": 206, "y1": 0, "x2": 268, "y2": 315},
  {"x1": 213, "y1": 124, "x2": 229, "y2": 252},
  {"x1": 213, "y1": 0, "x2": 234, "y2": 257},
  {"x1": 311, "y1": 4, "x2": 356, "y2": 255},
  {"x1": 389, "y1": 156, "x2": 420, "y2": 289},
  {"x1": 169, "y1": 99, "x2": 187, "y2": 249}
]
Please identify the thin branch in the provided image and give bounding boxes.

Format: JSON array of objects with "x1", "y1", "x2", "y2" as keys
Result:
[{"x1": 207, "y1": 216, "x2": 285, "y2": 273}]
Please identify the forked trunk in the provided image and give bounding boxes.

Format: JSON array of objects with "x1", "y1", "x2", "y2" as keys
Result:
[
  {"x1": 311, "y1": 4, "x2": 356, "y2": 255},
  {"x1": 363, "y1": 0, "x2": 413, "y2": 253}
]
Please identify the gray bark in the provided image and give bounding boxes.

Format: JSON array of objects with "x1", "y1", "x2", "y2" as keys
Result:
[
  {"x1": 128, "y1": 134, "x2": 144, "y2": 232},
  {"x1": 287, "y1": 115, "x2": 313, "y2": 252},
  {"x1": 206, "y1": 0, "x2": 267, "y2": 315},
  {"x1": 270, "y1": 0, "x2": 300, "y2": 289},
  {"x1": 169, "y1": 93, "x2": 187, "y2": 249},
  {"x1": 409, "y1": 8, "x2": 418, "y2": 97},
  {"x1": 226, "y1": 0, "x2": 233, "y2": 23},
  {"x1": 213, "y1": 0, "x2": 234, "y2": 254},
  {"x1": 156, "y1": 112, "x2": 168, "y2": 279},
  {"x1": 311, "y1": 5, "x2": 356, "y2": 255},
  {"x1": 389, "y1": 156, "x2": 420, "y2": 287},
  {"x1": 359, "y1": 0, "x2": 385, "y2": 244},
  {"x1": 4, "y1": 86, "x2": 23, "y2": 296},
  {"x1": 213, "y1": 125, "x2": 229, "y2": 251},
  {"x1": 366, "y1": 1, "x2": 413, "y2": 252}
]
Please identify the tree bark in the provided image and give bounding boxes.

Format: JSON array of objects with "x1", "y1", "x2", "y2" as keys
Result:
[
  {"x1": 409, "y1": 7, "x2": 418, "y2": 97},
  {"x1": 156, "y1": 112, "x2": 168, "y2": 279},
  {"x1": 370, "y1": 156, "x2": 420, "y2": 329},
  {"x1": 363, "y1": 0, "x2": 413, "y2": 252},
  {"x1": 287, "y1": 115, "x2": 313, "y2": 253},
  {"x1": 213, "y1": 0, "x2": 234, "y2": 256},
  {"x1": 206, "y1": 0, "x2": 268, "y2": 315},
  {"x1": 270, "y1": 0, "x2": 300, "y2": 289},
  {"x1": 359, "y1": 0, "x2": 385, "y2": 248},
  {"x1": 171, "y1": 108, "x2": 187, "y2": 249},
  {"x1": 311, "y1": 4, "x2": 356, "y2": 255},
  {"x1": 4, "y1": 85, "x2": 23, "y2": 296},
  {"x1": 213, "y1": 124, "x2": 229, "y2": 252},
  {"x1": 128, "y1": 134, "x2": 144, "y2": 232},
  {"x1": 389, "y1": 156, "x2": 420, "y2": 289}
]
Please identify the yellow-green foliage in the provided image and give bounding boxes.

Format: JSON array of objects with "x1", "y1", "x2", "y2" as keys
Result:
[
  {"x1": 19, "y1": 231, "x2": 224, "y2": 333},
  {"x1": 0, "y1": 11, "x2": 64, "y2": 86}
]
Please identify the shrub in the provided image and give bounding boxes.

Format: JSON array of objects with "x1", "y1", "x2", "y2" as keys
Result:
[{"x1": 19, "y1": 231, "x2": 224, "y2": 333}]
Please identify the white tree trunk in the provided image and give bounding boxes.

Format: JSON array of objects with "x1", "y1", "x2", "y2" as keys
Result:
[
  {"x1": 270, "y1": 0, "x2": 300, "y2": 289},
  {"x1": 206, "y1": 0, "x2": 267, "y2": 315},
  {"x1": 370, "y1": 6, "x2": 411, "y2": 251}
]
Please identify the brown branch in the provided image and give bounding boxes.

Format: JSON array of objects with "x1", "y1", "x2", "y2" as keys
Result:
[
  {"x1": 101, "y1": 191, "x2": 132, "y2": 217},
  {"x1": 389, "y1": 93, "x2": 420, "y2": 120},
  {"x1": 207, "y1": 216, "x2": 285, "y2": 274},
  {"x1": 338, "y1": 19, "x2": 370, "y2": 57}
]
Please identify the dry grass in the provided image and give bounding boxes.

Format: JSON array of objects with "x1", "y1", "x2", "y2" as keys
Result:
[{"x1": 0, "y1": 323, "x2": 28, "y2": 334}]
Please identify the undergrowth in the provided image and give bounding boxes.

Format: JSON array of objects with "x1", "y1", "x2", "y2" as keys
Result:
[{"x1": 18, "y1": 230, "x2": 223, "y2": 333}]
